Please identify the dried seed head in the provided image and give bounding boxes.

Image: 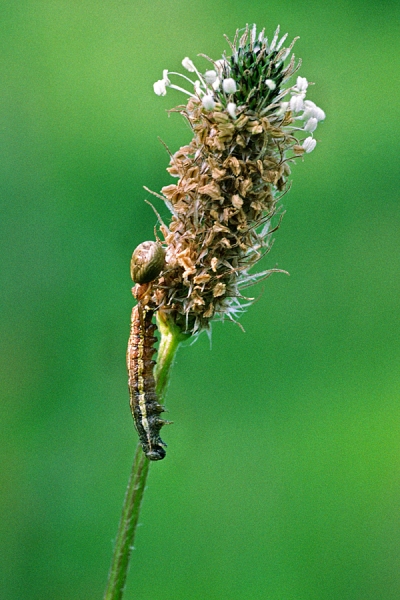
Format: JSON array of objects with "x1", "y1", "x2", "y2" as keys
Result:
[
  {"x1": 130, "y1": 241, "x2": 165, "y2": 284},
  {"x1": 145, "y1": 24, "x2": 325, "y2": 335}
]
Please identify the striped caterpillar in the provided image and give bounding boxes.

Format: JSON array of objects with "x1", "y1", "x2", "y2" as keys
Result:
[
  {"x1": 127, "y1": 240, "x2": 167, "y2": 461},
  {"x1": 127, "y1": 305, "x2": 167, "y2": 460}
]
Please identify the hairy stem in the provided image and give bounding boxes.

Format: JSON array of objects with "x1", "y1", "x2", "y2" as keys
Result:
[{"x1": 103, "y1": 314, "x2": 184, "y2": 600}]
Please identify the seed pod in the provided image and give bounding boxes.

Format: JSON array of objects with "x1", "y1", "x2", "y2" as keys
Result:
[{"x1": 130, "y1": 241, "x2": 165, "y2": 284}]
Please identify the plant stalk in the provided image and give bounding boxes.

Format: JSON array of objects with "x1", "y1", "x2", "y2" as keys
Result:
[{"x1": 103, "y1": 313, "x2": 184, "y2": 600}]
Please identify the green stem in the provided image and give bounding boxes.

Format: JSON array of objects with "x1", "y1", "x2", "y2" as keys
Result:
[
  {"x1": 155, "y1": 311, "x2": 189, "y2": 398},
  {"x1": 103, "y1": 313, "x2": 185, "y2": 600},
  {"x1": 103, "y1": 443, "x2": 149, "y2": 600}
]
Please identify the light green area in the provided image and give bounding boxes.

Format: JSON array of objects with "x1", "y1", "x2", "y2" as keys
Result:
[{"x1": 1, "y1": 1, "x2": 399, "y2": 599}]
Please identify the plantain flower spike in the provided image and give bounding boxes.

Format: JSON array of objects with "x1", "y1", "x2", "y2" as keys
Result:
[{"x1": 145, "y1": 24, "x2": 325, "y2": 335}]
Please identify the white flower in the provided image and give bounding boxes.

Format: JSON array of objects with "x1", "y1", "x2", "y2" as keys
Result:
[
  {"x1": 222, "y1": 78, "x2": 237, "y2": 94},
  {"x1": 153, "y1": 79, "x2": 167, "y2": 96},
  {"x1": 153, "y1": 69, "x2": 171, "y2": 96},
  {"x1": 290, "y1": 94, "x2": 305, "y2": 112},
  {"x1": 204, "y1": 70, "x2": 217, "y2": 84},
  {"x1": 265, "y1": 79, "x2": 276, "y2": 90},
  {"x1": 202, "y1": 94, "x2": 215, "y2": 110},
  {"x1": 295, "y1": 76, "x2": 308, "y2": 92},
  {"x1": 304, "y1": 117, "x2": 318, "y2": 132},
  {"x1": 302, "y1": 136, "x2": 317, "y2": 153},
  {"x1": 301, "y1": 100, "x2": 326, "y2": 122},
  {"x1": 212, "y1": 77, "x2": 221, "y2": 91},
  {"x1": 182, "y1": 57, "x2": 195, "y2": 72},
  {"x1": 227, "y1": 102, "x2": 237, "y2": 118}
]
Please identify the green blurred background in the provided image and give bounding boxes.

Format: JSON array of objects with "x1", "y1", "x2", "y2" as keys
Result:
[{"x1": 1, "y1": 1, "x2": 399, "y2": 599}]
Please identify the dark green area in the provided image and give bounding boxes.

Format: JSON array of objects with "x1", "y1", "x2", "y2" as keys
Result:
[
  {"x1": 1, "y1": 1, "x2": 399, "y2": 599},
  {"x1": 228, "y1": 39, "x2": 285, "y2": 110}
]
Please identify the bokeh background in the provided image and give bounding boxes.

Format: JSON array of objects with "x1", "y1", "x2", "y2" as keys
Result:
[{"x1": 1, "y1": 1, "x2": 399, "y2": 599}]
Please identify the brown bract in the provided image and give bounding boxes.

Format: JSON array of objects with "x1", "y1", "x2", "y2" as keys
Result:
[{"x1": 142, "y1": 97, "x2": 296, "y2": 334}]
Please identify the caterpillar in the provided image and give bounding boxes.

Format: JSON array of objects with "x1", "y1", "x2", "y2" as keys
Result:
[
  {"x1": 127, "y1": 240, "x2": 167, "y2": 460},
  {"x1": 127, "y1": 304, "x2": 167, "y2": 460}
]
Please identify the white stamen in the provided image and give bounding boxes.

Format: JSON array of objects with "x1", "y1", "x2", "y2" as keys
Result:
[
  {"x1": 304, "y1": 117, "x2": 318, "y2": 132},
  {"x1": 290, "y1": 94, "x2": 305, "y2": 112},
  {"x1": 302, "y1": 136, "x2": 317, "y2": 153},
  {"x1": 204, "y1": 70, "x2": 217, "y2": 84},
  {"x1": 227, "y1": 102, "x2": 237, "y2": 118},
  {"x1": 301, "y1": 100, "x2": 326, "y2": 121},
  {"x1": 222, "y1": 78, "x2": 237, "y2": 94},
  {"x1": 168, "y1": 84, "x2": 195, "y2": 96},
  {"x1": 182, "y1": 57, "x2": 195, "y2": 72},
  {"x1": 296, "y1": 76, "x2": 308, "y2": 92},
  {"x1": 314, "y1": 106, "x2": 326, "y2": 121},
  {"x1": 153, "y1": 79, "x2": 167, "y2": 96},
  {"x1": 265, "y1": 79, "x2": 276, "y2": 90},
  {"x1": 202, "y1": 94, "x2": 215, "y2": 110}
]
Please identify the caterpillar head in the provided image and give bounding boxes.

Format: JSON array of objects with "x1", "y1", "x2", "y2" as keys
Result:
[{"x1": 130, "y1": 241, "x2": 166, "y2": 284}]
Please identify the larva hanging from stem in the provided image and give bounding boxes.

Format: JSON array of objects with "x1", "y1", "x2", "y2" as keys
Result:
[
  {"x1": 127, "y1": 241, "x2": 168, "y2": 460},
  {"x1": 127, "y1": 304, "x2": 168, "y2": 460}
]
